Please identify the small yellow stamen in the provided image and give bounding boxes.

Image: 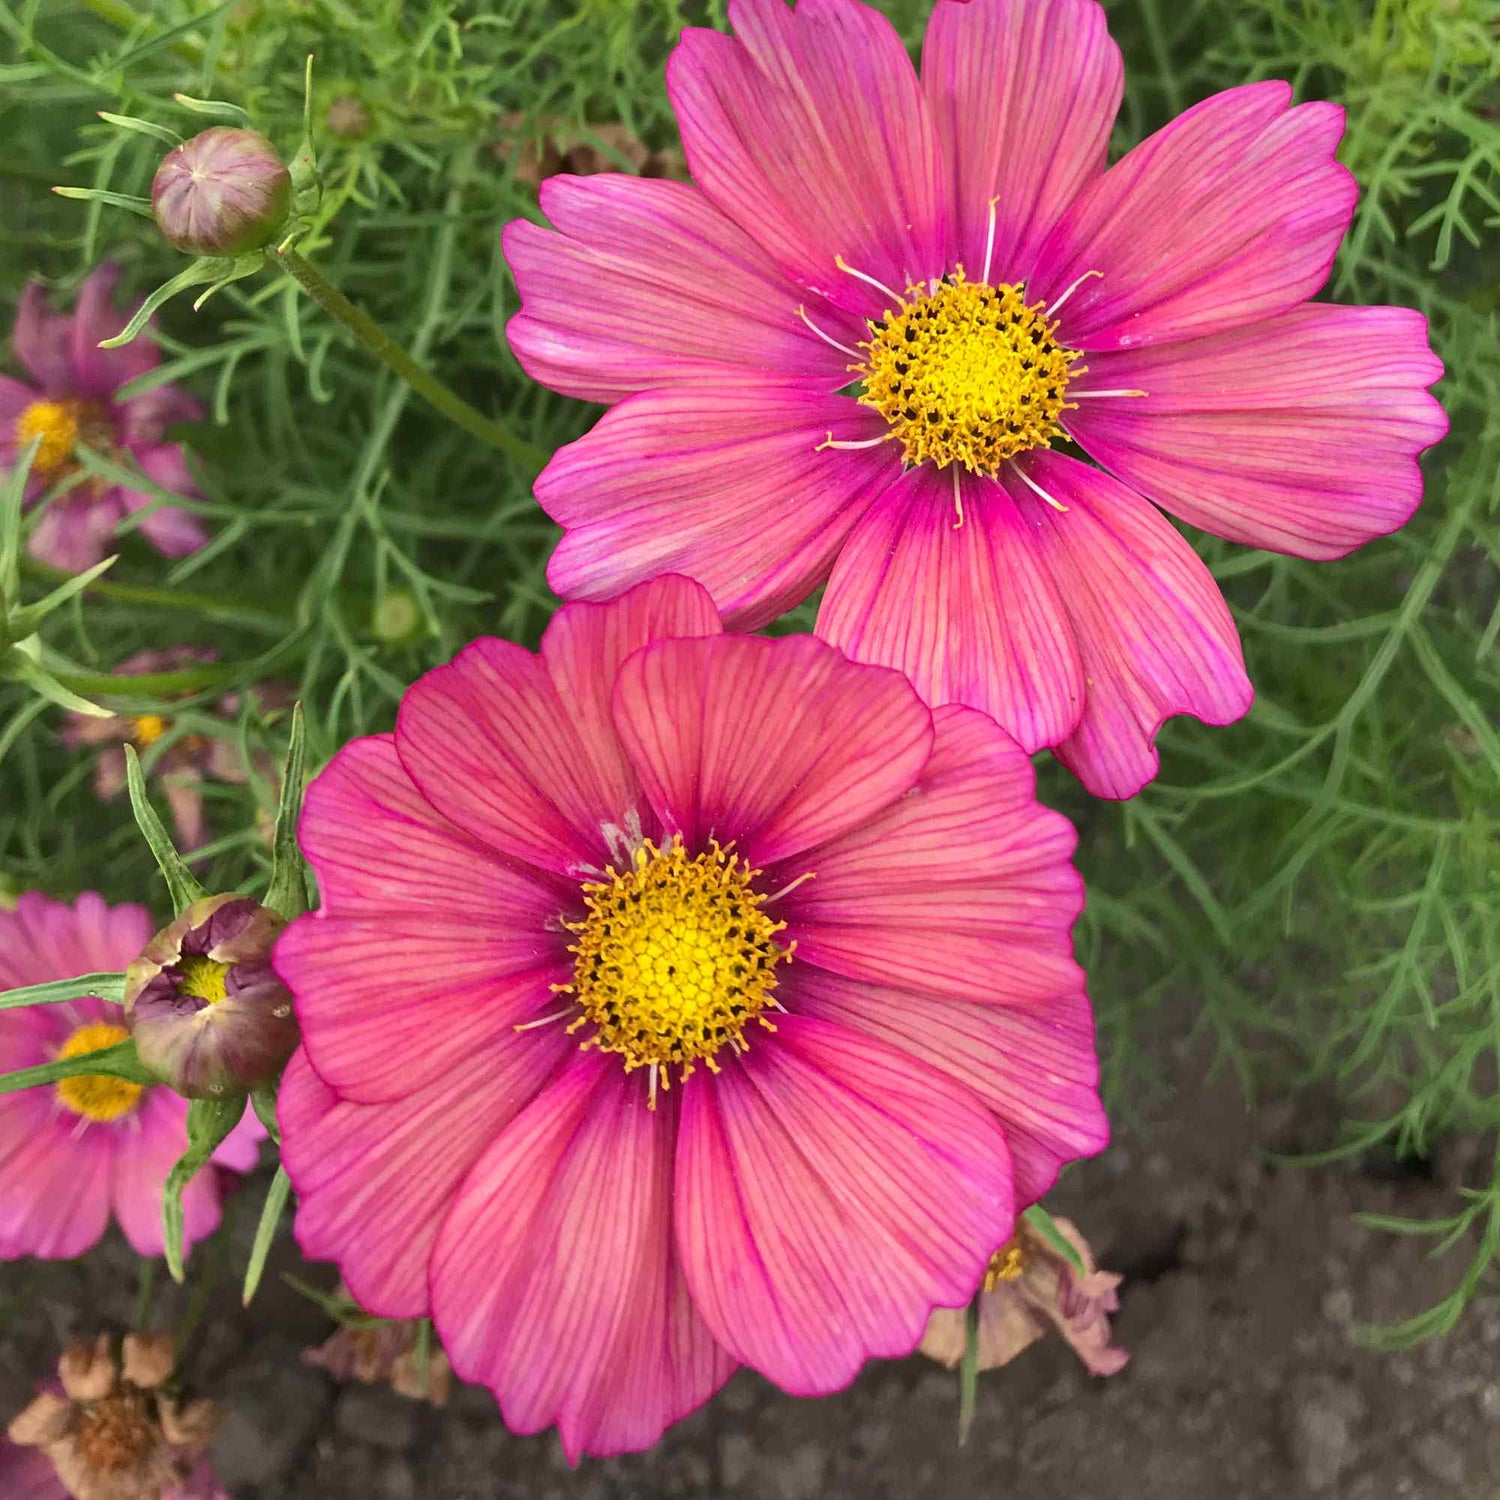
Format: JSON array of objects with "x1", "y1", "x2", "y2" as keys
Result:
[
  {"x1": 177, "y1": 954, "x2": 230, "y2": 1005},
  {"x1": 983, "y1": 1239, "x2": 1029, "y2": 1291},
  {"x1": 857, "y1": 271, "x2": 1079, "y2": 477},
  {"x1": 55, "y1": 1023, "x2": 142, "y2": 1122},
  {"x1": 15, "y1": 399, "x2": 81, "y2": 478},
  {"x1": 131, "y1": 714, "x2": 168, "y2": 748},
  {"x1": 555, "y1": 835, "x2": 791, "y2": 1105}
]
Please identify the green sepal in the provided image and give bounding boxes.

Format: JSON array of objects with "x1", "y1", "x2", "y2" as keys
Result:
[
  {"x1": 125, "y1": 744, "x2": 207, "y2": 914},
  {"x1": 0, "y1": 972, "x2": 125, "y2": 1010},
  {"x1": 52, "y1": 186, "x2": 154, "y2": 219},
  {"x1": 163, "y1": 1093, "x2": 246, "y2": 1281},
  {"x1": 97, "y1": 259, "x2": 224, "y2": 349},
  {"x1": 0, "y1": 1038, "x2": 154, "y2": 1097},
  {"x1": 97, "y1": 111, "x2": 182, "y2": 147},
  {"x1": 171, "y1": 92, "x2": 250, "y2": 122},
  {"x1": 956, "y1": 1294, "x2": 980, "y2": 1447},
  {"x1": 250, "y1": 1081, "x2": 281, "y2": 1144},
  {"x1": 5, "y1": 553, "x2": 118, "y2": 643},
  {"x1": 264, "y1": 702, "x2": 309, "y2": 919},
  {"x1": 1022, "y1": 1203, "x2": 1087, "y2": 1275},
  {"x1": 4, "y1": 641, "x2": 112, "y2": 717},
  {"x1": 242, "y1": 1164, "x2": 290, "y2": 1306}
]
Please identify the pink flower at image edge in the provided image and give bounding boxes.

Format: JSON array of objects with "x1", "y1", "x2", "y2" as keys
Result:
[
  {"x1": 504, "y1": 0, "x2": 1448, "y2": 799},
  {"x1": 0, "y1": 264, "x2": 206, "y2": 573},
  {"x1": 275, "y1": 573, "x2": 1108, "y2": 1460},
  {"x1": 0, "y1": 893, "x2": 264, "y2": 1261}
]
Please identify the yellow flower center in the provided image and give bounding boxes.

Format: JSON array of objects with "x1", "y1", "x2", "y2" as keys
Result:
[
  {"x1": 983, "y1": 1238, "x2": 1029, "y2": 1291},
  {"x1": 131, "y1": 714, "x2": 169, "y2": 748},
  {"x1": 55, "y1": 1022, "x2": 143, "y2": 1122},
  {"x1": 558, "y1": 836, "x2": 791, "y2": 1101},
  {"x1": 177, "y1": 954, "x2": 230, "y2": 1004},
  {"x1": 15, "y1": 399, "x2": 81, "y2": 478},
  {"x1": 858, "y1": 273, "x2": 1078, "y2": 476}
]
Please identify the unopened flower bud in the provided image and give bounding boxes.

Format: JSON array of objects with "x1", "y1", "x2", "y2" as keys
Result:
[
  {"x1": 124, "y1": 895, "x2": 298, "y2": 1097},
  {"x1": 326, "y1": 96, "x2": 373, "y2": 141},
  {"x1": 151, "y1": 126, "x2": 291, "y2": 257}
]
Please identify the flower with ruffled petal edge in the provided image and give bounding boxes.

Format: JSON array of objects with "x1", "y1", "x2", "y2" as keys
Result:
[
  {"x1": 1, "y1": 265, "x2": 206, "y2": 573},
  {"x1": 274, "y1": 573, "x2": 1106, "y2": 1460},
  {"x1": 0, "y1": 894, "x2": 265, "y2": 1261},
  {"x1": 920, "y1": 1215, "x2": 1127, "y2": 1377},
  {"x1": 62, "y1": 647, "x2": 289, "y2": 852},
  {"x1": 4, "y1": 1333, "x2": 228, "y2": 1500},
  {"x1": 125, "y1": 896, "x2": 298, "y2": 1099},
  {"x1": 504, "y1": 0, "x2": 1448, "y2": 800}
]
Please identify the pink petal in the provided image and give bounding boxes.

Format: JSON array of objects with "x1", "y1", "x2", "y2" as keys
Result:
[
  {"x1": 815, "y1": 466, "x2": 1085, "y2": 754},
  {"x1": 793, "y1": 969, "x2": 1106, "y2": 1206},
  {"x1": 0, "y1": 1439, "x2": 65, "y2": 1498},
  {"x1": 668, "y1": 0, "x2": 946, "y2": 322},
  {"x1": 781, "y1": 703, "x2": 1085, "y2": 1004},
  {"x1": 210, "y1": 1103, "x2": 266, "y2": 1174},
  {"x1": 300, "y1": 734, "x2": 568, "y2": 922},
  {"x1": 0, "y1": 891, "x2": 151, "y2": 987},
  {"x1": 120, "y1": 443, "x2": 207, "y2": 559},
  {"x1": 921, "y1": 0, "x2": 1121, "y2": 281},
  {"x1": 0, "y1": 374, "x2": 38, "y2": 432},
  {"x1": 0, "y1": 1115, "x2": 113, "y2": 1260},
  {"x1": 541, "y1": 386, "x2": 897, "y2": 630},
  {"x1": 67, "y1": 264, "x2": 158, "y2": 397},
  {"x1": 115, "y1": 382, "x2": 204, "y2": 445},
  {"x1": 25, "y1": 492, "x2": 125, "y2": 574},
  {"x1": 504, "y1": 176, "x2": 848, "y2": 404},
  {"x1": 1003, "y1": 454, "x2": 1254, "y2": 798},
  {"x1": 431, "y1": 1054, "x2": 735, "y2": 1460},
  {"x1": 275, "y1": 913, "x2": 566, "y2": 1104},
  {"x1": 1067, "y1": 304, "x2": 1449, "y2": 558},
  {"x1": 611, "y1": 632, "x2": 933, "y2": 867},
  {"x1": 111, "y1": 1090, "x2": 230, "y2": 1258},
  {"x1": 12, "y1": 283, "x2": 74, "y2": 392},
  {"x1": 676, "y1": 1014, "x2": 1012, "y2": 1394},
  {"x1": 279, "y1": 1026, "x2": 571, "y2": 1318},
  {"x1": 1033, "y1": 82, "x2": 1357, "y2": 350}
]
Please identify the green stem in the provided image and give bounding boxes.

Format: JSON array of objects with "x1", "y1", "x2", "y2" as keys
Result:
[
  {"x1": 267, "y1": 248, "x2": 545, "y2": 472},
  {"x1": 76, "y1": 0, "x2": 203, "y2": 61}
]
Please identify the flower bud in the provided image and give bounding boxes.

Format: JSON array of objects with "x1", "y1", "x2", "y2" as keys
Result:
[
  {"x1": 326, "y1": 96, "x2": 373, "y2": 141},
  {"x1": 151, "y1": 127, "x2": 291, "y2": 257},
  {"x1": 124, "y1": 895, "x2": 298, "y2": 1097}
]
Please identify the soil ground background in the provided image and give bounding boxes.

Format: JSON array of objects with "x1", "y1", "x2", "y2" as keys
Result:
[{"x1": 2, "y1": 1030, "x2": 1493, "y2": 1500}]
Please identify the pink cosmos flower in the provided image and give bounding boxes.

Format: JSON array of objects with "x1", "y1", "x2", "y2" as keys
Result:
[
  {"x1": 0, "y1": 893, "x2": 264, "y2": 1261},
  {"x1": 504, "y1": 0, "x2": 1448, "y2": 799},
  {"x1": 274, "y1": 573, "x2": 1106, "y2": 1459},
  {"x1": 1, "y1": 265, "x2": 206, "y2": 573}
]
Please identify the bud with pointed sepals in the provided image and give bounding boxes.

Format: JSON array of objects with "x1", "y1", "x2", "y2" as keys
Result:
[
  {"x1": 151, "y1": 126, "x2": 291, "y2": 257},
  {"x1": 124, "y1": 895, "x2": 298, "y2": 1097}
]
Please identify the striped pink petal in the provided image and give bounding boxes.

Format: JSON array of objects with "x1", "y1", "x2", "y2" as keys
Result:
[
  {"x1": 505, "y1": 176, "x2": 847, "y2": 404},
  {"x1": 279, "y1": 1032, "x2": 571, "y2": 1318},
  {"x1": 110, "y1": 1091, "x2": 225, "y2": 1258},
  {"x1": 668, "y1": 0, "x2": 946, "y2": 321},
  {"x1": 1068, "y1": 304, "x2": 1448, "y2": 558},
  {"x1": 815, "y1": 466, "x2": 1085, "y2": 754},
  {"x1": 675, "y1": 1015, "x2": 1012, "y2": 1394},
  {"x1": 0, "y1": 1122, "x2": 112, "y2": 1260},
  {"x1": 541, "y1": 386, "x2": 896, "y2": 631},
  {"x1": 610, "y1": 632, "x2": 932, "y2": 867},
  {"x1": 1003, "y1": 453, "x2": 1254, "y2": 798},
  {"x1": 794, "y1": 970, "x2": 1105, "y2": 1206},
  {"x1": 431, "y1": 1054, "x2": 735, "y2": 1461},
  {"x1": 1033, "y1": 81, "x2": 1357, "y2": 350},
  {"x1": 781, "y1": 703, "x2": 1084, "y2": 1003},
  {"x1": 922, "y1": 0, "x2": 1121, "y2": 281}
]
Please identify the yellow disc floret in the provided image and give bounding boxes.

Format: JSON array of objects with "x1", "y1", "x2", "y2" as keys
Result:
[
  {"x1": 176, "y1": 954, "x2": 230, "y2": 1005},
  {"x1": 858, "y1": 272, "x2": 1079, "y2": 476},
  {"x1": 558, "y1": 836, "x2": 791, "y2": 1101},
  {"x1": 983, "y1": 1238, "x2": 1029, "y2": 1291},
  {"x1": 15, "y1": 399, "x2": 81, "y2": 478},
  {"x1": 131, "y1": 714, "x2": 168, "y2": 748},
  {"x1": 55, "y1": 1022, "x2": 143, "y2": 1122}
]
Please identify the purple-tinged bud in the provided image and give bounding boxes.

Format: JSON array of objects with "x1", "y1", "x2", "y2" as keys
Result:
[
  {"x1": 151, "y1": 127, "x2": 291, "y2": 257},
  {"x1": 124, "y1": 895, "x2": 298, "y2": 1098},
  {"x1": 325, "y1": 96, "x2": 373, "y2": 141}
]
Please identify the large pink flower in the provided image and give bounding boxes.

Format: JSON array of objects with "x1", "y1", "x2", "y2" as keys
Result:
[
  {"x1": 504, "y1": 0, "x2": 1448, "y2": 799},
  {"x1": 0, "y1": 893, "x2": 263, "y2": 1260},
  {"x1": 0, "y1": 264, "x2": 206, "y2": 573},
  {"x1": 275, "y1": 574, "x2": 1105, "y2": 1459}
]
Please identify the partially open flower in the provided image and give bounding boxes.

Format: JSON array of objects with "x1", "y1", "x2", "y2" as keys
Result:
[
  {"x1": 920, "y1": 1215, "x2": 1128, "y2": 1378},
  {"x1": 151, "y1": 127, "x2": 291, "y2": 258},
  {"x1": 6, "y1": 1332, "x2": 222, "y2": 1500},
  {"x1": 125, "y1": 896, "x2": 298, "y2": 1098}
]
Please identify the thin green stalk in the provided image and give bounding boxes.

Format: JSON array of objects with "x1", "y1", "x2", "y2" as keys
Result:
[
  {"x1": 76, "y1": 0, "x2": 204, "y2": 61},
  {"x1": 267, "y1": 247, "x2": 545, "y2": 472}
]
